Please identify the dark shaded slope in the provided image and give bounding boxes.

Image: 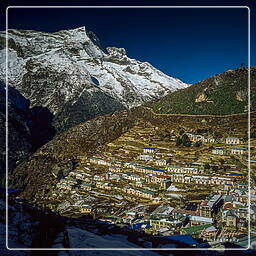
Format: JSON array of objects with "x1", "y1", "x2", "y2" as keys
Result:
[
  {"x1": 53, "y1": 89, "x2": 126, "y2": 133},
  {"x1": 10, "y1": 111, "x2": 135, "y2": 201},
  {"x1": 0, "y1": 82, "x2": 56, "y2": 186},
  {"x1": 0, "y1": 83, "x2": 31, "y2": 186}
]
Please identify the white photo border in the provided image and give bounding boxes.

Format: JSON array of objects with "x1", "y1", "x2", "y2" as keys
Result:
[{"x1": 5, "y1": 5, "x2": 251, "y2": 251}]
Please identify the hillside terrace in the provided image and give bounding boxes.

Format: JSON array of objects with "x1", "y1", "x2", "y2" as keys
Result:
[{"x1": 49, "y1": 123, "x2": 253, "y2": 243}]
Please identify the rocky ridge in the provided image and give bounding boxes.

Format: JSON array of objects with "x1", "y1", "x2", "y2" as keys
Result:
[{"x1": 0, "y1": 27, "x2": 187, "y2": 132}]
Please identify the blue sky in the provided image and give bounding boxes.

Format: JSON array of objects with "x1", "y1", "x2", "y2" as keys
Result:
[{"x1": 5, "y1": 6, "x2": 252, "y2": 84}]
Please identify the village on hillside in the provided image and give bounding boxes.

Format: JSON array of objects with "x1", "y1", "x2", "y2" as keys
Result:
[{"x1": 46, "y1": 122, "x2": 256, "y2": 248}]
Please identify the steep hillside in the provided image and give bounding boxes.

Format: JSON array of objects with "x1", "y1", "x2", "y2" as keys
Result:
[
  {"x1": 10, "y1": 111, "x2": 136, "y2": 201},
  {"x1": 10, "y1": 106, "x2": 253, "y2": 204},
  {"x1": 149, "y1": 67, "x2": 255, "y2": 115},
  {"x1": 0, "y1": 82, "x2": 57, "y2": 185},
  {"x1": 0, "y1": 27, "x2": 187, "y2": 132}
]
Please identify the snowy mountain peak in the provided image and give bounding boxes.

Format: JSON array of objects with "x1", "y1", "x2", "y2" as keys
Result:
[{"x1": 0, "y1": 27, "x2": 188, "y2": 115}]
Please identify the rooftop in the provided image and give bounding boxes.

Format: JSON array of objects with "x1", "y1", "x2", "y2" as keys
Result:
[
  {"x1": 190, "y1": 216, "x2": 214, "y2": 223},
  {"x1": 207, "y1": 195, "x2": 222, "y2": 208},
  {"x1": 181, "y1": 224, "x2": 212, "y2": 235},
  {"x1": 151, "y1": 204, "x2": 174, "y2": 216}
]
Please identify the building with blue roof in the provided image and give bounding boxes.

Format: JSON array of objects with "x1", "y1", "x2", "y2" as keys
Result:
[
  {"x1": 226, "y1": 172, "x2": 245, "y2": 177},
  {"x1": 212, "y1": 148, "x2": 225, "y2": 155},
  {"x1": 143, "y1": 147, "x2": 156, "y2": 154},
  {"x1": 135, "y1": 165, "x2": 165, "y2": 174}
]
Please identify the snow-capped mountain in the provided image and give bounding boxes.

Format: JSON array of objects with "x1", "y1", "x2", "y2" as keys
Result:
[{"x1": 0, "y1": 27, "x2": 187, "y2": 131}]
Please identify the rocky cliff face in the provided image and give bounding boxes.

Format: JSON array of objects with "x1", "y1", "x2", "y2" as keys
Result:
[{"x1": 0, "y1": 27, "x2": 187, "y2": 132}]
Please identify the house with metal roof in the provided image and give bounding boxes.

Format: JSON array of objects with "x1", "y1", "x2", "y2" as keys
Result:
[
  {"x1": 226, "y1": 137, "x2": 241, "y2": 144},
  {"x1": 231, "y1": 147, "x2": 246, "y2": 155},
  {"x1": 138, "y1": 154, "x2": 154, "y2": 161},
  {"x1": 189, "y1": 215, "x2": 214, "y2": 226}
]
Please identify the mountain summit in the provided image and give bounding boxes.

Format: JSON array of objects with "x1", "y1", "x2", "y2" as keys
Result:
[{"x1": 0, "y1": 27, "x2": 187, "y2": 127}]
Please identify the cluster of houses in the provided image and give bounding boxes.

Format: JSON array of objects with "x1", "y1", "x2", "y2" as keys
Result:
[
  {"x1": 183, "y1": 133, "x2": 242, "y2": 145},
  {"x1": 184, "y1": 133, "x2": 216, "y2": 143},
  {"x1": 148, "y1": 200, "x2": 215, "y2": 235},
  {"x1": 143, "y1": 191, "x2": 251, "y2": 239},
  {"x1": 116, "y1": 186, "x2": 157, "y2": 200},
  {"x1": 180, "y1": 133, "x2": 246, "y2": 156},
  {"x1": 168, "y1": 173, "x2": 236, "y2": 186},
  {"x1": 92, "y1": 153, "x2": 244, "y2": 190},
  {"x1": 145, "y1": 175, "x2": 172, "y2": 189},
  {"x1": 52, "y1": 128, "x2": 251, "y2": 245},
  {"x1": 56, "y1": 133, "x2": 247, "y2": 204},
  {"x1": 55, "y1": 168, "x2": 164, "y2": 201},
  {"x1": 201, "y1": 135, "x2": 247, "y2": 156},
  {"x1": 212, "y1": 147, "x2": 246, "y2": 155},
  {"x1": 94, "y1": 187, "x2": 251, "y2": 241},
  {"x1": 167, "y1": 166, "x2": 201, "y2": 175},
  {"x1": 56, "y1": 178, "x2": 77, "y2": 191}
]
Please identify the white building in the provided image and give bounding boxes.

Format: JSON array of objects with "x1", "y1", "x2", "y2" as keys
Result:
[
  {"x1": 143, "y1": 147, "x2": 156, "y2": 154},
  {"x1": 167, "y1": 166, "x2": 199, "y2": 174},
  {"x1": 203, "y1": 137, "x2": 216, "y2": 143},
  {"x1": 123, "y1": 174, "x2": 141, "y2": 182},
  {"x1": 109, "y1": 166, "x2": 122, "y2": 172},
  {"x1": 89, "y1": 157, "x2": 110, "y2": 166},
  {"x1": 155, "y1": 159, "x2": 168, "y2": 166},
  {"x1": 191, "y1": 135, "x2": 205, "y2": 142},
  {"x1": 138, "y1": 154, "x2": 154, "y2": 161},
  {"x1": 95, "y1": 182, "x2": 112, "y2": 190},
  {"x1": 56, "y1": 182, "x2": 73, "y2": 191},
  {"x1": 106, "y1": 172, "x2": 121, "y2": 180},
  {"x1": 80, "y1": 183, "x2": 92, "y2": 191},
  {"x1": 93, "y1": 175, "x2": 105, "y2": 181},
  {"x1": 231, "y1": 147, "x2": 246, "y2": 155},
  {"x1": 226, "y1": 137, "x2": 240, "y2": 144},
  {"x1": 190, "y1": 216, "x2": 214, "y2": 226}
]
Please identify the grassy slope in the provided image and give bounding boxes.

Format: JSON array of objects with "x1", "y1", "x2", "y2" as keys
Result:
[{"x1": 149, "y1": 67, "x2": 256, "y2": 115}]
